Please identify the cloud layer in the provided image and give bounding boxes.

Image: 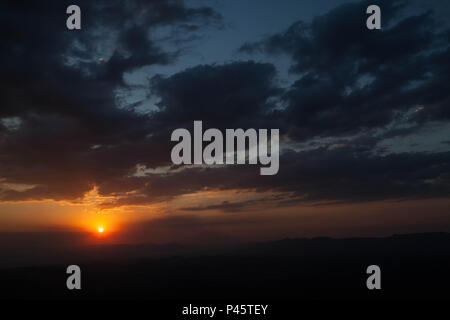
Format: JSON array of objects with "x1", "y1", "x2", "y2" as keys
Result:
[{"x1": 0, "y1": 0, "x2": 449, "y2": 211}]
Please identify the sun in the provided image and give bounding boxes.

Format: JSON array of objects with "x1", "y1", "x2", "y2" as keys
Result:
[{"x1": 98, "y1": 227, "x2": 104, "y2": 233}]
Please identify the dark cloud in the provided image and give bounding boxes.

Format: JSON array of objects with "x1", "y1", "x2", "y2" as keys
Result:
[
  {"x1": 150, "y1": 61, "x2": 282, "y2": 130},
  {"x1": 0, "y1": 0, "x2": 221, "y2": 201},
  {"x1": 182, "y1": 200, "x2": 261, "y2": 213},
  {"x1": 97, "y1": 141, "x2": 450, "y2": 209},
  {"x1": 0, "y1": 0, "x2": 449, "y2": 209},
  {"x1": 180, "y1": 196, "x2": 285, "y2": 213},
  {"x1": 240, "y1": 0, "x2": 450, "y2": 140}
]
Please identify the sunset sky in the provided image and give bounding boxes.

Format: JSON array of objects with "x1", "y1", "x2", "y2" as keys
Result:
[{"x1": 1, "y1": 0, "x2": 450, "y2": 249}]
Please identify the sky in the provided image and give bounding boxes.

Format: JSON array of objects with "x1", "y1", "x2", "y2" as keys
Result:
[{"x1": 0, "y1": 0, "x2": 450, "y2": 250}]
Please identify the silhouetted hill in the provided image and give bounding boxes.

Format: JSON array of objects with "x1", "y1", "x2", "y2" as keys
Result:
[{"x1": 1, "y1": 232, "x2": 449, "y2": 300}]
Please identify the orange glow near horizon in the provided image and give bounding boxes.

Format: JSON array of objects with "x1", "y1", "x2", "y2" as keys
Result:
[{"x1": 1, "y1": 186, "x2": 450, "y2": 242}]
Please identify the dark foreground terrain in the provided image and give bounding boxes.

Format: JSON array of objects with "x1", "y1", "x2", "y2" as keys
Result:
[{"x1": 1, "y1": 232, "x2": 449, "y2": 300}]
